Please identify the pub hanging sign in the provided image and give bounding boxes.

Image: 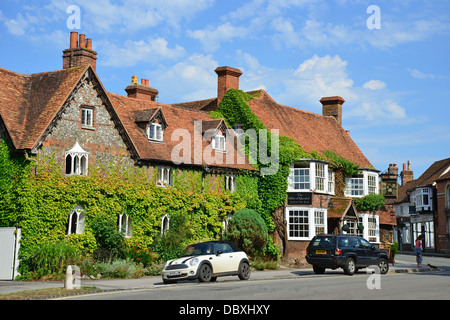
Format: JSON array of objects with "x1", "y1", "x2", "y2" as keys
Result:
[{"x1": 287, "y1": 192, "x2": 312, "y2": 205}]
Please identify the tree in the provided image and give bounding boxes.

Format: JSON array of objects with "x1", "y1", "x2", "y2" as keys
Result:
[{"x1": 225, "y1": 209, "x2": 269, "y2": 256}]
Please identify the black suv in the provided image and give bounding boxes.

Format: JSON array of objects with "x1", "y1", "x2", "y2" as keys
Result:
[{"x1": 305, "y1": 234, "x2": 389, "y2": 276}]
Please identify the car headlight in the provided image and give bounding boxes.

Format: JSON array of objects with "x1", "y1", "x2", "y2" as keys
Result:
[
  {"x1": 162, "y1": 261, "x2": 169, "y2": 270},
  {"x1": 190, "y1": 258, "x2": 199, "y2": 266}
]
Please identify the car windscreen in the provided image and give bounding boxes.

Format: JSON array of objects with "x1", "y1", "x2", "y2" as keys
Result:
[
  {"x1": 310, "y1": 236, "x2": 336, "y2": 248},
  {"x1": 182, "y1": 243, "x2": 214, "y2": 256}
]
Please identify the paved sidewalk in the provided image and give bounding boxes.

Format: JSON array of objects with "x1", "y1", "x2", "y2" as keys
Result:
[{"x1": 0, "y1": 260, "x2": 440, "y2": 296}]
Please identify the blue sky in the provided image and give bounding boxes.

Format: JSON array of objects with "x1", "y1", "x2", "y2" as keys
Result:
[{"x1": 1, "y1": 0, "x2": 449, "y2": 179}]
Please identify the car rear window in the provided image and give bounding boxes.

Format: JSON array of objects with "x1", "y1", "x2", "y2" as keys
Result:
[{"x1": 310, "y1": 236, "x2": 336, "y2": 248}]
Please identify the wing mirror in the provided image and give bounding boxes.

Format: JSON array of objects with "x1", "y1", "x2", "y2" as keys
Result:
[{"x1": 216, "y1": 250, "x2": 222, "y2": 256}]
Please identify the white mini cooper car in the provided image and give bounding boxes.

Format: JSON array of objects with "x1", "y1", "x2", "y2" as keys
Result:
[{"x1": 161, "y1": 241, "x2": 251, "y2": 284}]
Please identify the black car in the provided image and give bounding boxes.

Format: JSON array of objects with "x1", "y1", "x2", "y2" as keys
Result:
[{"x1": 305, "y1": 234, "x2": 389, "y2": 275}]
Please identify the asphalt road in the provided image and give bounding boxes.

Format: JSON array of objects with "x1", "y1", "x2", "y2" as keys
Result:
[{"x1": 59, "y1": 254, "x2": 450, "y2": 301}]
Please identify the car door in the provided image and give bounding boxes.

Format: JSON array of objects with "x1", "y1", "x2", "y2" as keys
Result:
[
  {"x1": 352, "y1": 237, "x2": 370, "y2": 267},
  {"x1": 360, "y1": 238, "x2": 378, "y2": 265},
  {"x1": 212, "y1": 243, "x2": 238, "y2": 274}
]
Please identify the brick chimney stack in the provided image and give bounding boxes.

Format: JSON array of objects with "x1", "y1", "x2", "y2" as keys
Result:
[
  {"x1": 215, "y1": 66, "x2": 243, "y2": 106},
  {"x1": 125, "y1": 76, "x2": 159, "y2": 101},
  {"x1": 63, "y1": 31, "x2": 97, "y2": 72},
  {"x1": 320, "y1": 96, "x2": 345, "y2": 126},
  {"x1": 400, "y1": 161, "x2": 414, "y2": 185}
]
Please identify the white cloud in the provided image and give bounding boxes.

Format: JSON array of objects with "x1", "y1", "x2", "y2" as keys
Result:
[
  {"x1": 187, "y1": 22, "x2": 249, "y2": 51},
  {"x1": 407, "y1": 68, "x2": 447, "y2": 79},
  {"x1": 150, "y1": 54, "x2": 219, "y2": 102},
  {"x1": 363, "y1": 80, "x2": 386, "y2": 90},
  {"x1": 98, "y1": 37, "x2": 185, "y2": 67}
]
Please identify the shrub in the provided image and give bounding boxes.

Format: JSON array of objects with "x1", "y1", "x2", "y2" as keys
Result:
[
  {"x1": 95, "y1": 259, "x2": 143, "y2": 279},
  {"x1": 91, "y1": 216, "x2": 126, "y2": 261},
  {"x1": 19, "y1": 241, "x2": 80, "y2": 280},
  {"x1": 225, "y1": 208, "x2": 269, "y2": 256}
]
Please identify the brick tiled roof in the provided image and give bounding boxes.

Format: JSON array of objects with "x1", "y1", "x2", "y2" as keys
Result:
[
  {"x1": 175, "y1": 90, "x2": 373, "y2": 168},
  {"x1": 107, "y1": 92, "x2": 255, "y2": 171},
  {"x1": 247, "y1": 90, "x2": 372, "y2": 168},
  {"x1": 0, "y1": 66, "x2": 88, "y2": 150},
  {"x1": 0, "y1": 66, "x2": 255, "y2": 171}
]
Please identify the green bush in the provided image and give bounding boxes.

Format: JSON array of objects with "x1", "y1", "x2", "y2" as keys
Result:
[
  {"x1": 225, "y1": 208, "x2": 269, "y2": 256},
  {"x1": 18, "y1": 241, "x2": 80, "y2": 280},
  {"x1": 95, "y1": 259, "x2": 144, "y2": 279},
  {"x1": 91, "y1": 216, "x2": 126, "y2": 261}
]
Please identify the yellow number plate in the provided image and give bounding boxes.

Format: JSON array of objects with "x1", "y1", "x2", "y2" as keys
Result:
[{"x1": 316, "y1": 250, "x2": 327, "y2": 254}]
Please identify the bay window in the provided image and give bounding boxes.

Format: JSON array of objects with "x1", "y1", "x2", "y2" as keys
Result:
[
  {"x1": 288, "y1": 160, "x2": 333, "y2": 194},
  {"x1": 344, "y1": 170, "x2": 379, "y2": 197},
  {"x1": 286, "y1": 207, "x2": 327, "y2": 240},
  {"x1": 415, "y1": 187, "x2": 432, "y2": 212}
]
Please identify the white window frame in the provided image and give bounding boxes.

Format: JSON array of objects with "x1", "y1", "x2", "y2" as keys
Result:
[
  {"x1": 212, "y1": 134, "x2": 226, "y2": 152},
  {"x1": 225, "y1": 174, "x2": 236, "y2": 192},
  {"x1": 345, "y1": 171, "x2": 379, "y2": 197},
  {"x1": 288, "y1": 161, "x2": 332, "y2": 194},
  {"x1": 81, "y1": 107, "x2": 93, "y2": 127},
  {"x1": 118, "y1": 214, "x2": 132, "y2": 238},
  {"x1": 65, "y1": 142, "x2": 89, "y2": 176},
  {"x1": 161, "y1": 215, "x2": 170, "y2": 235},
  {"x1": 415, "y1": 187, "x2": 432, "y2": 211},
  {"x1": 66, "y1": 206, "x2": 85, "y2": 235},
  {"x1": 358, "y1": 213, "x2": 380, "y2": 243},
  {"x1": 147, "y1": 122, "x2": 163, "y2": 142},
  {"x1": 157, "y1": 166, "x2": 173, "y2": 187},
  {"x1": 286, "y1": 207, "x2": 327, "y2": 241}
]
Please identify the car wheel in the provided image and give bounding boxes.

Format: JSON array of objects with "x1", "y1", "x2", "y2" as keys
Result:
[
  {"x1": 238, "y1": 261, "x2": 251, "y2": 280},
  {"x1": 313, "y1": 265, "x2": 326, "y2": 274},
  {"x1": 198, "y1": 264, "x2": 212, "y2": 282},
  {"x1": 343, "y1": 258, "x2": 356, "y2": 276},
  {"x1": 378, "y1": 258, "x2": 389, "y2": 274}
]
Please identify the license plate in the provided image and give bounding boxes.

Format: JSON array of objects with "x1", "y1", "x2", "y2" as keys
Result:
[
  {"x1": 316, "y1": 250, "x2": 327, "y2": 254},
  {"x1": 169, "y1": 271, "x2": 181, "y2": 276}
]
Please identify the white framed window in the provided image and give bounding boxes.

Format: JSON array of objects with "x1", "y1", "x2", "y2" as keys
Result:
[
  {"x1": 345, "y1": 178, "x2": 364, "y2": 196},
  {"x1": 368, "y1": 174, "x2": 377, "y2": 195},
  {"x1": 314, "y1": 210, "x2": 326, "y2": 235},
  {"x1": 328, "y1": 169, "x2": 334, "y2": 195},
  {"x1": 315, "y1": 163, "x2": 326, "y2": 192},
  {"x1": 288, "y1": 161, "x2": 332, "y2": 194},
  {"x1": 147, "y1": 123, "x2": 163, "y2": 141},
  {"x1": 358, "y1": 213, "x2": 380, "y2": 243},
  {"x1": 157, "y1": 166, "x2": 173, "y2": 187},
  {"x1": 212, "y1": 134, "x2": 226, "y2": 152},
  {"x1": 81, "y1": 107, "x2": 93, "y2": 127},
  {"x1": 415, "y1": 187, "x2": 431, "y2": 211},
  {"x1": 225, "y1": 174, "x2": 236, "y2": 192},
  {"x1": 161, "y1": 215, "x2": 170, "y2": 235},
  {"x1": 289, "y1": 167, "x2": 310, "y2": 191},
  {"x1": 66, "y1": 206, "x2": 85, "y2": 235},
  {"x1": 286, "y1": 207, "x2": 327, "y2": 240},
  {"x1": 65, "y1": 141, "x2": 88, "y2": 176},
  {"x1": 118, "y1": 214, "x2": 132, "y2": 238}
]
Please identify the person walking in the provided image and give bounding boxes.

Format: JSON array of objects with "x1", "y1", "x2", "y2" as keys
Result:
[{"x1": 414, "y1": 235, "x2": 424, "y2": 267}]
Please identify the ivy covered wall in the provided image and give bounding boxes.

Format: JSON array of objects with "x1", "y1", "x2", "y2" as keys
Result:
[{"x1": 0, "y1": 138, "x2": 260, "y2": 264}]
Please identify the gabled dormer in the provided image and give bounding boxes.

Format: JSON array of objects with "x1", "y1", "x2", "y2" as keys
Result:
[
  {"x1": 134, "y1": 107, "x2": 168, "y2": 143},
  {"x1": 202, "y1": 119, "x2": 228, "y2": 152}
]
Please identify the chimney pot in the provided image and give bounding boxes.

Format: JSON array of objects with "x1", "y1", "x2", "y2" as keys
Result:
[
  {"x1": 132, "y1": 75, "x2": 138, "y2": 84},
  {"x1": 79, "y1": 34, "x2": 86, "y2": 48},
  {"x1": 63, "y1": 32, "x2": 97, "y2": 72},
  {"x1": 70, "y1": 31, "x2": 78, "y2": 49},
  {"x1": 86, "y1": 38, "x2": 92, "y2": 50}
]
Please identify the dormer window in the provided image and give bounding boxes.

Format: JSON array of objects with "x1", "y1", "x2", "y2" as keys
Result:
[
  {"x1": 212, "y1": 134, "x2": 226, "y2": 152},
  {"x1": 147, "y1": 122, "x2": 163, "y2": 141},
  {"x1": 135, "y1": 107, "x2": 167, "y2": 143}
]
